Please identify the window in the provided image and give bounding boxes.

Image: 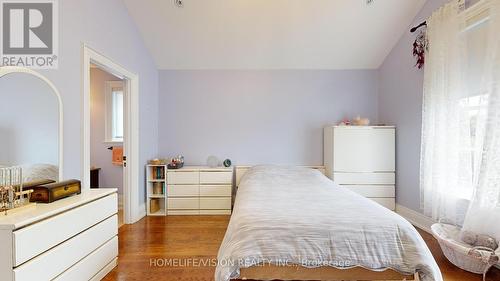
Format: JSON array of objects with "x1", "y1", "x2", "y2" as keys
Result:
[
  {"x1": 456, "y1": 11, "x2": 490, "y2": 199},
  {"x1": 458, "y1": 94, "x2": 488, "y2": 199},
  {"x1": 105, "y1": 81, "x2": 124, "y2": 143}
]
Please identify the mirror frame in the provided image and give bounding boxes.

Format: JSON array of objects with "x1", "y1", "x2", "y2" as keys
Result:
[{"x1": 0, "y1": 66, "x2": 64, "y2": 180}]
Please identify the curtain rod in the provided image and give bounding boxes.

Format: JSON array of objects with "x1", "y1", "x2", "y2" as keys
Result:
[{"x1": 410, "y1": 21, "x2": 427, "y2": 33}]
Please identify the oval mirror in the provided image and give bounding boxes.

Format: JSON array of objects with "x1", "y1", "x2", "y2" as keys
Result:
[{"x1": 0, "y1": 67, "x2": 63, "y2": 183}]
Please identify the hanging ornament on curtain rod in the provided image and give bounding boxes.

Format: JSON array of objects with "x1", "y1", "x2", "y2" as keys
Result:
[
  {"x1": 411, "y1": 21, "x2": 428, "y2": 69},
  {"x1": 413, "y1": 29, "x2": 428, "y2": 69}
]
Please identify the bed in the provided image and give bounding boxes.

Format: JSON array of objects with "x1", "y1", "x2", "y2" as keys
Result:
[
  {"x1": 215, "y1": 165, "x2": 442, "y2": 281},
  {"x1": 0, "y1": 163, "x2": 58, "y2": 183}
]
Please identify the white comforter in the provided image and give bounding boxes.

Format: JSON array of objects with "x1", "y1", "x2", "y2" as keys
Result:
[
  {"x1": 0, "y1": 164, "x2": 58, "y2": 183},
  {"x1": 21, "y1": 163, "x2": 58, "y2": 182},
  {"x1": 215, "y1": 166, "x2": 442, "y2": 281}
]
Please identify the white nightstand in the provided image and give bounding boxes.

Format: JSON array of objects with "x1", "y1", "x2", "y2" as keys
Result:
[{"x1": 166, "y1": 166, "x2": 233, "y2": 215}]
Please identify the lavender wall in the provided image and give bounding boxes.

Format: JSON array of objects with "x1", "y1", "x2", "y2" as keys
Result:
[
  {"x1": 90, "y1": 68, "x2": 123, "y2": 194},
  {"x1": 159, "y1": 70, "x2": 379, "y2": 165},
  {"x1": 34, "y1": 0, "x2": 158, "y2": 206},
  {"x1": 378, "y1": 0, "x2": 448, "y2": 212}
]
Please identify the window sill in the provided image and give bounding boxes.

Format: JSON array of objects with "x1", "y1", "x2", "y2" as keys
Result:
[{"x1": 104, "y1": 139, "x2": 123, "y2": 145}]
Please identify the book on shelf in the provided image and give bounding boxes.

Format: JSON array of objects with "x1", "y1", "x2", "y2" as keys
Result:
[
  {"x1": 157, "y1": 166, "x2": 162, "y2": 179},
  {"x1": 151, "y1": 165, "x2": 165, "y2": 180},
  {"x1": 152, "y1": 182, "x2": 164, "y2": 195},
  {"x1": 150, "y1": 198, "x2": 161, "y2": 213}
]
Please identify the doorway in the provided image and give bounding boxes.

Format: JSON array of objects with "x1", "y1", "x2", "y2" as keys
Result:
[
  {"x1": 83, "y1": 45, "x2": 141, "y2": 224},
  {"x1": 90, "y1": 64, "x2": 125, "y2": 226}
]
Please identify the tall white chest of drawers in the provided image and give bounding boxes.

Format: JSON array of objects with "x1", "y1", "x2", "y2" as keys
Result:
[
  {"x1": 166, "y1": 166, "x2": 233, "y2": 215},
  {"x1": 324, "y1": 126, "x2": 396, "y2": 210},
  {"x1": 0, "y1": 189, "x2": 118, "y2": 281}
]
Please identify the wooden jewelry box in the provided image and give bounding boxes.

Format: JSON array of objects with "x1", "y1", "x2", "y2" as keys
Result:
[{"x1": 30, "y1": 180, "x2": 82, "y2": 203}]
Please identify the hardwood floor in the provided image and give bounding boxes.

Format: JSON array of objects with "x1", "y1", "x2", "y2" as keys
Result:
[{"x1": 104, "y1": 216, "x2": 500, "y2": 281}]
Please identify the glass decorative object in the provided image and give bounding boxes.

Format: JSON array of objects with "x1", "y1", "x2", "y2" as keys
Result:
[{"x1": 0, "y1": 167, "x2": 34, "y2": 215}]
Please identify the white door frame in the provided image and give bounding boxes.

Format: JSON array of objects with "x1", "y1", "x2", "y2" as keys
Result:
[{"x1": 82, "y1": 44, "x2": 142, "y2": 224}]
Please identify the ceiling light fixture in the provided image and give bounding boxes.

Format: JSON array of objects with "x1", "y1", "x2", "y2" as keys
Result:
[{"x1": 174, "y1": 0, "x2": 183, "y2": 8}]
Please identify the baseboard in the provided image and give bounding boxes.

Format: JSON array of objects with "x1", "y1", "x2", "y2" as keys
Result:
[
  {"x1": 396, "y1": 204, "x2": 435, "y2": 234},
  {"x1": 132, "y1": 203, "x2": 146, "y2": 223},
  {"x1": 125, "y1": 203, "x2": 146, "y2": 225}
]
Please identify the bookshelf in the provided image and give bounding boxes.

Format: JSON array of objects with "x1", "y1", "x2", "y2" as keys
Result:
[{"x1": 146, "y1": 164, "x2": 167, "y2": 216}]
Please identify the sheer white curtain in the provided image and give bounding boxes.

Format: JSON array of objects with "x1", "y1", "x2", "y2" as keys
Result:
[
  {"x1": 422, "y1": 0, "x2": 500, "y2": 240},
  {"x1": 420, "y1": 0, "x2": 470, "y2": 225},
  {"x1": 462, "y1": 1, "x2": 500, "y2": 242}
]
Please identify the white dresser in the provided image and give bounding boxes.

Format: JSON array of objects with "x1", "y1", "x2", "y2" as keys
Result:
[
  {"x1": 0, "y1": 189, "x2": 118, "y2": 281},
  {"x1": 324, "y1": 126, "x2": 396, "y2": 210},
  {"x1": 167, "y1": 166, "x2": 233, "y2": 215}
]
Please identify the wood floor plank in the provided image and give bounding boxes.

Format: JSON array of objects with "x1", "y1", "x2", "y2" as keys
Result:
[{"x1": 104, "y1": 216, "x2": 500, "y2": 281}]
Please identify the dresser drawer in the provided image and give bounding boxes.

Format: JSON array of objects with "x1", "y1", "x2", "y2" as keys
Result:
[
  {"x1": 200, "y1": 185, "x2": 231, "y2": 197},
  {"x1": 168, "y1": 185, "x2": 199, "y2": 197},
  {"x1": 199, "y1": 171, "x2": 232, "y2": 184},
  {"x1": 200, "y1": 197, "x2": 231, "y2": 210},
  {"x1": 333, "y1": 127, "x2": 395, "y2": 173},
  {"x1": 13, "y1": 193, "x2": 117, "y2": 266},
  {"x1": 167, "y1": 198, "x2": 199, "y2": 209},
  {"x1": 370, "y1": 198, "x2": 396, "y2": 210},
  {"x1": 167, "y1": 210, "x2": 200, "y2": 215},
  {"x1": 342, "y1": 185, "x2": 395, "y2": 198},
  {"x1": 53, "y1": 236, "x2": 118, "y2": 281},
  {"x1": 167, "y1": 171, "x2": 199, "y2": 184},
  {"x1": 199, "y1": 210, "x2": 231, "y2": 215},
  {"x1": 14, "y1": 215, "x2": 117, "y2": 281},
  {"x1": 333, "y1": 172, "x2": 395, "y2": 185}
]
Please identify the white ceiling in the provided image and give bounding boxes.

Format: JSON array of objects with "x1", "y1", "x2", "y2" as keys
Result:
[{"x1": 124, "y1": 0, "x2": 427, "y2": 70}]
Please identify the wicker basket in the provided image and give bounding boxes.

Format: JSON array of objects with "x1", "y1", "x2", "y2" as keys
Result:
[{"x1": 431, "y1": 223, "x2": 499, "y2": 281}]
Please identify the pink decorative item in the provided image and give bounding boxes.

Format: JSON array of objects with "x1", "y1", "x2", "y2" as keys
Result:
[{"x1": 338, "y1": 118, "x2": 351, "y2": 126}]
